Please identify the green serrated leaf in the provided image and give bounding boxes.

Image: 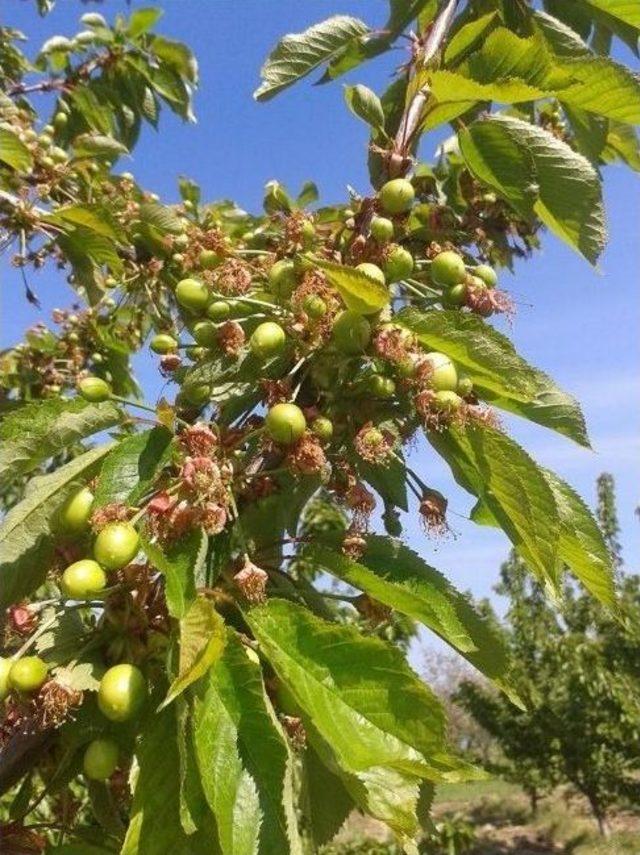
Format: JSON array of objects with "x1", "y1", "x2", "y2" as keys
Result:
[
  {"x1": 254, "y1": 16, "x2": 369, "y2": 101},
  {"x1": 460, "y1": 114, "x2": 606, "y2": 264},
  {"x1": 0, "y1": 397, "x2": 122, "y2": 491},
  {"x1": 43, "y1": 204, "x2": 124, "y2": 241},
  {"x1": 0, "y1": 445, "x2": 112, "y2": 611},
  {"x1": 344, "y1": 84, "x2": 385, "y2": 133},
  {"x1": 72, "y1": 133, "x2": 129, "y2": 159},
  {"x1": 396, "y1": 308, "x2": 589, "y2": 445},
  {"x1": 247, "y1": 599, "x2": 479, "y2": 837},
  {"x1": 301, "y1": 746, "x2": 354, "y2": 848},
  {"x1": 193, "y1": 631, "x2": 301, "y2": 855},
  {"x1": 121, "y1": 705, "x2": 215, "y2": 854},
  {"x1": 307, "y1": 256, "x2": 389, "y2": 314},
  {"x1": 543, "y1": 470, "x2": 616, "y2": 608},
  {"x1": 429, "y1": 424, "x2": 561, "y2": 591},
  {"x1": 160, "y1": 597, "x2": 226, "y2": 709},
  {"x1": 137, "y1": 201, "x2": 184, "y2": 235},
  {"x1": 308, "y1": 536, "x2": 520, "y2": 703},
  {"x1": 93, "y1": 427, "x2": 173, "y2": 508},
  {"x1": 0, "y1": 128, "x2": 34, "y2": 172},
  {"x1": 141, "y1": 528, "x2": 207, "y2": 619},
  {"x1": 127, "y1": 7, "x2": 163, "y2": 38}
]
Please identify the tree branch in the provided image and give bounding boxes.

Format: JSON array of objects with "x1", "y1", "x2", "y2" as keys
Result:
[{"x1": 393, "y1": 0, "x2": 459, "y2": 170}]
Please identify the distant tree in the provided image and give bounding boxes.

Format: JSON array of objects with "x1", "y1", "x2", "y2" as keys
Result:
[{"x1": 458, "y1": 476, "x2": 640, "y2": 835}]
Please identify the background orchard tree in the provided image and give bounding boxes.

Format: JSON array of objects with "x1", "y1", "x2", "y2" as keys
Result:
[
  {"x1": 1, "y1": 1, "x2": 639, "y2": 852},
  {"x1": 457, "y1": 474, "x2": 640, "y2": 835}
]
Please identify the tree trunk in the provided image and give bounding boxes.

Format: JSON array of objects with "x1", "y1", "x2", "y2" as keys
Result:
[
  {"x1": 528, "y1": 787, "x2": 539, "y2": 817},
  {"x1": 588, "y1": 795, "x2": 611, "y2": 837}
]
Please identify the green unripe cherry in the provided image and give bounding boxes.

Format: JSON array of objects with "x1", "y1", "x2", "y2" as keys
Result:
[
  {"x1": 150, "y1": 333, "x2": 178, "y2": 355},
  {"x1": 268, "y1": 259, "x2": 297, "y2": 299},
  {"x1": 200, "y1": 249, "x2": 222, "y2": 270},
  {"x1": 356, "y1": 262, "x2": 386, "y2": 287},
  {"x1": 302, "y1": 295, "x2": 327, "y2": 319},
  {"x1": 98, "y1": 664, "x2": 147, "y2": 722},
  {"x1": 422, "y1": 352, "x2": 458, "y2": 391},
  {"x1": 83, "y1": 739, "x2": 119, "y2": 780},
  {"x1": 379, "y1": 178, "x2": 415, "y2": 215},
  {"x1": 207, "y1": 300, "x2": 231, "y2": 321},
  {"x1": 474, "y1": 264, "x2": 498, "y2": 288},
  {"x1": 443, "y1": 283, "x2": 468, "y2": 307},
  {"x1": 93, "y1": 522, "x2": 140, "y2": 571},
  {"x1": 383, "y1": 246, "x2": 414, "y2": 283},
  {"x1": 58, "y1": 486, "x2": 94, "y2": 534},
  {"x1": 368, "y1": 375, "x2": 396, "y2": 399},
  {"x1": 0, "y1": 658, "x2": 13, "y2": 701},
  {"x1": 53, "y1": 111, "x2": 68, "y2": 131},
  {"x1": 192, "y1": 320, "x2": 218, "y2": 348},
  {"x1": 457, "y1": 374, "x2": 474, "y2": 397},
  {"x1": 301, "y1": 220, "x2": 316, "y2": 247},
  {"x1": 433, "y1": 390, "x2": 463, "y2": 413},
  {"x1": 310, "y1": 416, "x2": 334, "y2": 442},
  {"x1": 332, "y1": 310, "x2": 371, "y2": 355},
  {"x1": 78, "y1": 376, "x2": 111, "y2": 402},
  {"x1": 9, "y1": 657, "x2": 48, "y2": 693},
  {"x1": 250, "y1": 322, "x2": 286, "y2": 360},
  {"x1": 265, "y1": 403, "x2": 307, "y2": 445},
  {"x1": 370, "y1": 216, "x2": 394, "y2": 243},
  {"x1": 182, "y1": 383, "x2": 211, "y2": 407},
  {"x1": 431, "y1": 251, "x2": 466, "y2": 287},
  {"x1": 61, "y1": 559, "x2": 107, "y2": 599},
  {"x1": 175, "y1": 278, "x2": 209, "y2": 313}
]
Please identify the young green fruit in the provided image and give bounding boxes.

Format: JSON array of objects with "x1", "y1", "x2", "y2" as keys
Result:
[
  {"x1": 457, "y1": 374, "x2": 474, "y2": 397},
  {"x1": 192, "y1": 320, "x2": 218, "y2": 348},
  {"x1": 301, "y1": 220, "x2": 316, "y2": 247},
  {"x1": 433, "y1": 390, "x2": 463, "y2": 413},
  {"x1": 310, "y1": 416, "x2": 334, "y2": 442},
  {"x1": 61, "y1": 559, "x2": 107, "y2": 599},
  {"x1": 9, "y1": 657, "x2": 48, "y2": 693},
  {"x1": 98, "y1": 664, "x2": 147, "y2": 722},
  {"x1": 182, "y1": 382, "x2": 211, "y2": 407},
  {"x1": 302, "y1": 295, "x2": 327, "y2": 319},
  {"x1": 474, "y1": 264, "x2": 498, "y2": 288},
  {"x1": 268, "y1": 259, "x2": 297, "y2": 299},
  {"x1": 368, "y1": 375, "x2": 396, "y2": 398},
  {"x1": 200, "y1": 249, "x2": 222, "y2": 269},
  {"x1": 431, "y1": 251, "x2": 466, "y2": 287},
  {"x1": 78, "y1": 376, "x2": 111, "y2": 402},
  {"x1": 0, "y1": 658, "x2": 13, "y2": 701},
  {"x1": 250, "y1": 321, "x2": 286, "y2": 360},
  {"x1": 356, "y1": 262, "x2": 386, "y2": 287},
  {"x1": 58, "y1": 486, "x2": 94, "y2": 534},
  {"x1": 83, "y1": 739, "x2": 119, "y2": 781},
  {"x1": 443, "y1": 283, "x2": 468, "y2": 307},
  {"x1": 383, "y1": 246, "x2": 414, "y2": 282},
  {"x1": 93, "y1": 522, "x2": 139, "y2": 571},
  {"x1": 150, "y1": 333, "x2": 178, "y2": 355},
  {"x1": 175, "y1": 278, "x2": 209, "y2": 313},
  {"x1": 206, "y1": 300, "x2": 231, "y2": 321},
  {"x1": 370, "y1": 216, "x2": 394, "y2": 243},
  {"x1": 422, "y1": 352, "x2": 458, "y2": 391},
  {"x1": 332, "y1": 310, "x2": 371, "y2": 355},
  {"x1": 379, "y1": 178, "x2": 415, "y2": 214},
  {"x1": 265, "y1": 403, "x2": 306, "y2": 445}
]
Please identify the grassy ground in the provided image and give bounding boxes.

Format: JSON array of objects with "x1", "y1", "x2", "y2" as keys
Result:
[{"x1": 326, "y1": 780, "x2": 640, "y2": 854}]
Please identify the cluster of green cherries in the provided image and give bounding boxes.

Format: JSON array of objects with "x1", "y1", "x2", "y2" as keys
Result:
[{"x1": 0, "y1": 485, "x2": 148, "y2": 782}]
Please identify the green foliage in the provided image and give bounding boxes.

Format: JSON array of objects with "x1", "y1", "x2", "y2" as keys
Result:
[
  {"x1": 458, "y1": 478, "x2": 640, "y2": 833},
  {"x1": 0, "y1": 1, "x2": 637, "y2": 850}
]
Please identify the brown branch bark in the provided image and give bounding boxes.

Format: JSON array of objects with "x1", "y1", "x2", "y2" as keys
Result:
[{"x1": 392, "y1": 0, "x2": 459, "y2": 173}]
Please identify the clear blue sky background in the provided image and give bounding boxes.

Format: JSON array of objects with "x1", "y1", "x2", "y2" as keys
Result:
[{"x1": 3, "y1": 2, "x2": 639, "y2": 651}]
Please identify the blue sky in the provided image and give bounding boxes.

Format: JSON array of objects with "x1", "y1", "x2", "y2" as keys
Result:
[{"x1": 3, "y1": 2, "x2": 639, "y2": 641}]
